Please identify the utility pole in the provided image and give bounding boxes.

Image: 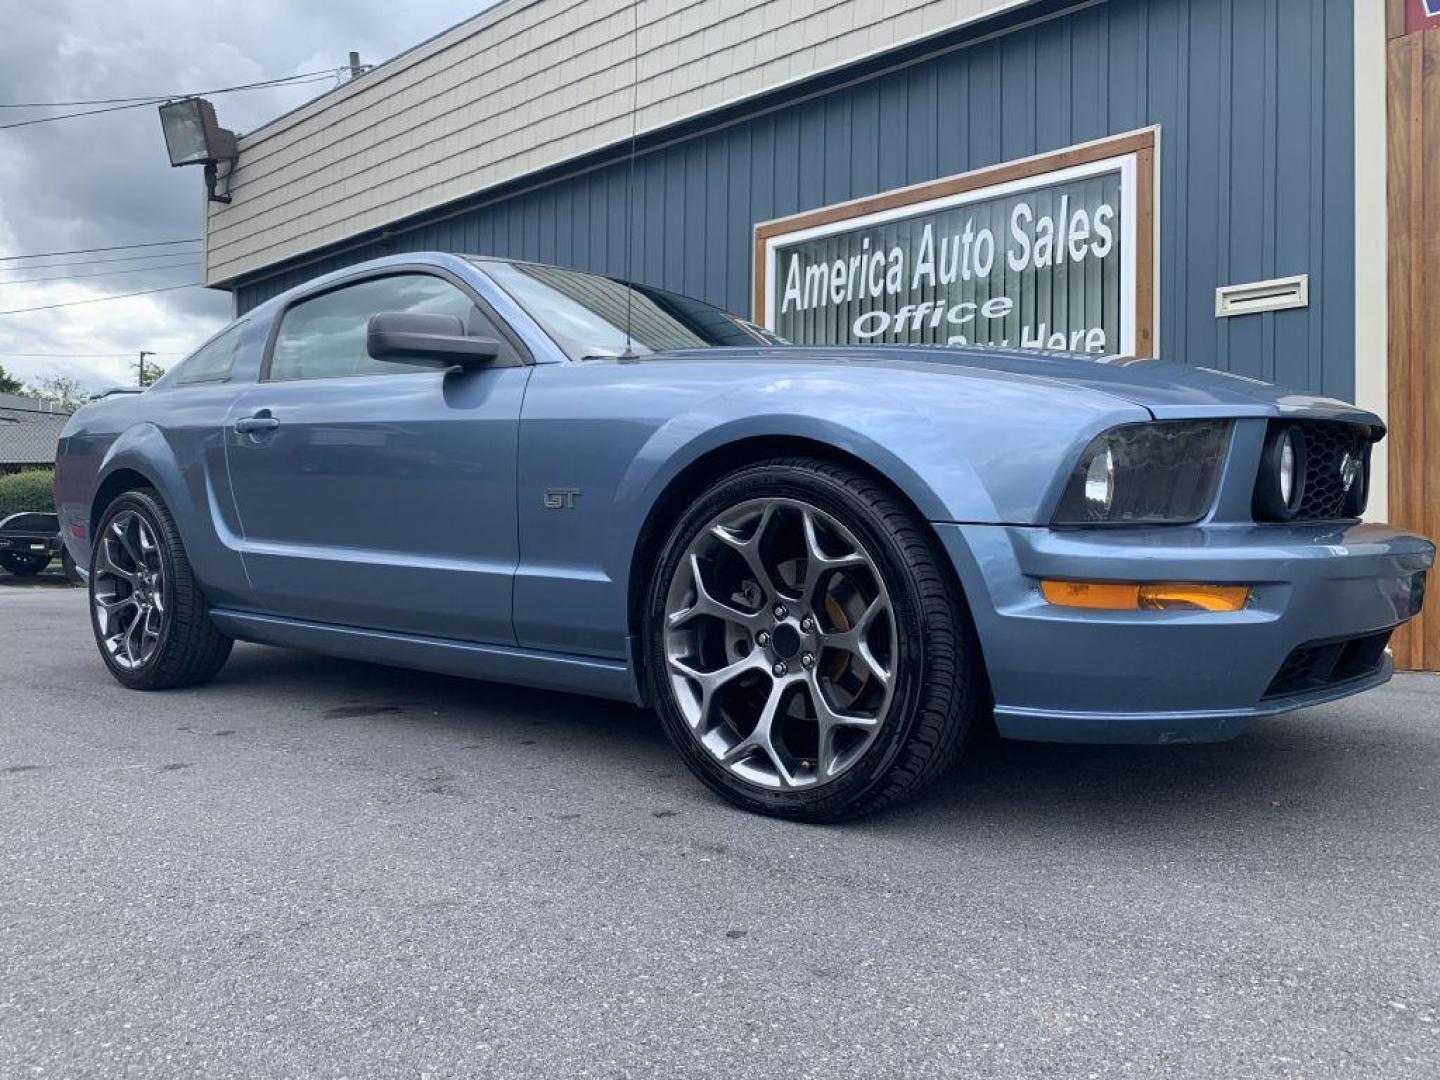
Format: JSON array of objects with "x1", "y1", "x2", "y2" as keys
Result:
[
  {"x1": 137, "y1": 350, "x2": 155, "y2": 387},
  {"x1": 347, "y1": 52, "x2": 368, "y2": 82}
]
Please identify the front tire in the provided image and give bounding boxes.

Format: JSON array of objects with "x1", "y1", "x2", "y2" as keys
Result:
[
  {"x1": 645, "y1": 459, "x2": 981, "y2": 821},
  {"x1": 89, "y1": 489, "x2": 233, "y2": 690}
]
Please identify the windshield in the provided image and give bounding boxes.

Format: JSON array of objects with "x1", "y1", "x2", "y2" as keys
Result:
[{"x1": 474, "y1": 259, "x2": 786, "y2": 360}]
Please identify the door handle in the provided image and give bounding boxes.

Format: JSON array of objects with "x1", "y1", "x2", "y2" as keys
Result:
[{"x1": 234, "y1": 414, "x2": 279, "y2": 434}]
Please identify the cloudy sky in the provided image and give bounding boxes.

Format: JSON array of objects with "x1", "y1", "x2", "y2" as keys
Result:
[{"x1": 0, "y1": 0, "x2": 493, "y2": 393}]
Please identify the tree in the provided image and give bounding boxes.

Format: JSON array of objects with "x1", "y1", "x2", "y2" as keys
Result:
[
  {"x1": 0, "y1": 364, "x2": 23, "y2": 395},
  {"x1": 23, "y1": 375, "x2": 88, "y2": 413},
  {"x1": 139, "y1": 363, "x2": 167, "y2": 387}
]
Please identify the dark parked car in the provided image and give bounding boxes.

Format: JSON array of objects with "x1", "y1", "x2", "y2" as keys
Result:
[
  {"x1": 0, "y1": 511, "x2": 73, "y2": 578},
  {"x1": 52, "y1": 254, "x2": 1434, "y2": 820}
]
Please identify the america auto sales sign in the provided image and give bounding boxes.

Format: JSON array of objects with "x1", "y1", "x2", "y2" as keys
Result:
[{"x1": 755, "y1": 129, "x2": 1157, "y2": 357}]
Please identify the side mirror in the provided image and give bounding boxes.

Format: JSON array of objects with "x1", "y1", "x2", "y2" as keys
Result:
[{"x1": 366, "y1": 312, "x2": 500, "y2": 369}]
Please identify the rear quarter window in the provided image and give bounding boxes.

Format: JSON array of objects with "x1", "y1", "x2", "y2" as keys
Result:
[{"x1": 158, "y1": 322, "x2": 246, "y2": 386}]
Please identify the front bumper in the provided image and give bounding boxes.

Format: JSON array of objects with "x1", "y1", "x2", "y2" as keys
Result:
[{"x1": 937, "y1": 521, "x2": 1434, "y2": 744}]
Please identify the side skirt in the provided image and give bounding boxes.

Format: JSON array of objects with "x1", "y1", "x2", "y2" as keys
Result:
[{"x1": 209, "y1": 608, "x2": 645, "y2": 704}]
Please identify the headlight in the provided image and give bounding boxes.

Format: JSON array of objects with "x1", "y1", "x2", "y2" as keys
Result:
[
  {"x1": 1253, "y1": 424, "x2": 1309, "y2": 521},
  {"x1": 1083, "y1": 444, "x2": 1115, "y2": 517},
  {"x1": 1052, "y1": 420, "x2": 1233, "y2": 526},
  {"x1": 1278, "y1": 428, "x2": 1300, "y2": 508}
]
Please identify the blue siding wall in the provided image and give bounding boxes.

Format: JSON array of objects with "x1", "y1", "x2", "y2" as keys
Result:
[{"x1": 235, "y1": 0, "x2": 1357, "y2": 400}]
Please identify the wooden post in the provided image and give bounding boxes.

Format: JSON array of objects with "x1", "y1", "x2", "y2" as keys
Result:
[{"x1": 1386, "y1": 0, "x2": 1440, "y2": 670}]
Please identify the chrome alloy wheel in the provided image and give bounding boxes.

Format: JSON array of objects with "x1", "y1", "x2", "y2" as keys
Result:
[
  {"x1": 92, "y1": 510, "x2": 167, "y2": 671},
  {"x1": 663, "y1": 497, "x2": 897, "y2": 790}
]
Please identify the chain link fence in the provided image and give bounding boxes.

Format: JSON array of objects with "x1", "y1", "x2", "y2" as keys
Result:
[{"x1": 0, "y1": 394, "x2": 71, "y2": 469}]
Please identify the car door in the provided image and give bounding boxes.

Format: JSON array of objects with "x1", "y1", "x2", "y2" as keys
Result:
[{"x1": 223, "y1": 269, "x2": 530, "y2": 644}]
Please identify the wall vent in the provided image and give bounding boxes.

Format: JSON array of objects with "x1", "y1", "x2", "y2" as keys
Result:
[{"x1": 1215, "y1": 274, "x2": 1309, "y2": 318}]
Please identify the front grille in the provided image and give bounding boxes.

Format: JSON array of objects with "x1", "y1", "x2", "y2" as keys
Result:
[
  {"x1": 1263, "y1": 629, "x2": 1392, "y2": 699},
  {"x1": 1290, "y1": 420, "x2": 1369, "y2": 521}
]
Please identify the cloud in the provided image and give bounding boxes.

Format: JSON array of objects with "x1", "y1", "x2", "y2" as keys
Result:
[{"x1": 0, "y1": 0, "x2": 493, "y2": 392}]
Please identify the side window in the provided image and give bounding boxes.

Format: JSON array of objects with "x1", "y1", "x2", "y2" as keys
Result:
[
  {"x1": 168, "y1": 322, "x2": 245, "y2": 385},
  {"x1": 268, "y1": 274, "x2": 484, "y2": 381}
]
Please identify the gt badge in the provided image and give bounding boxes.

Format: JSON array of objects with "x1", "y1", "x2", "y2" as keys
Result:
[{"x1": 544, "y1": 488, "x2": 581, "y2": 509}]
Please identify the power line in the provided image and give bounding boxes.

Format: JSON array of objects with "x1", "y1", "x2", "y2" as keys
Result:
[
  {"x1": 0, "y1": 99, "x2": 176, "y2": 129},
  {"x1": 5, "y1": 250, "x2": 202, "y2": 271},
  {"x1": 0, "y1": 68, "x2": 347, "y2": 108},
  {"x1": 0, "y1": 283, "x2": 200, "y2": 316},
  {"x1": 0, "y1": 72, "x2": 343, "y2": 130},
  {"x1": 0, "y1": 239, "x2": 200, "y2": 262},
  {"x1": 0, "y1": 261, "x2": 200, "y2": 285},
  {"x1": 0, "y1": 351, "x2": 182, "y2": 358}
]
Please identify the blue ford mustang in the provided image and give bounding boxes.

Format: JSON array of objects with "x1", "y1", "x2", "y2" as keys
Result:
[{"x1": 54, "y1": 253, "x2": 1433, "y2": 820}]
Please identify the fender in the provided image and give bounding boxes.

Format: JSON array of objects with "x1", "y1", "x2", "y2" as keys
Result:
[
  {"x1": 512, "y1": 359, "x2": 1147, "y2": 660},
  {"x1": 95, "y1": 424, "x2": 186, "y2": 532},
  {"x1": 87, "y1": 422, "x2": 253, "y2": 607},
  {"x1": 618, "y1": 370, "x2": 1147, "y2": 532},
  {"x1": 619, "y1": 397, "x2": 974, "y2": 525}
]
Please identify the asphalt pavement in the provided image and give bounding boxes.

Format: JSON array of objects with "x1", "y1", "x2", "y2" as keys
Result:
[{"x1": 2, "y1": 582, "x2": 1438, "y2": 1079}]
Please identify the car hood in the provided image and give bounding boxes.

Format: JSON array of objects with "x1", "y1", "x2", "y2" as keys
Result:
[{"x1": 645, "y1": 345, "x2": 1381, "y2": 429}]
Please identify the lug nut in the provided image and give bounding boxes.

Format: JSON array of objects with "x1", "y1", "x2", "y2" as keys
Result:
[
  {"x1": 772, "y1": 661, "x2": 788, "y2": 677},
  {"x1": 800, "y1": 616, "x2": 814, "y2": 633},
  {"x1": 773, "y1": 604, "x2": 788, "y2": 619},
  {"x1": 801, "y1": 653, "x2": 815, "y2": 669},
  {"x1": 756, "y1": 630, "x2": 771, "y2": 646}
]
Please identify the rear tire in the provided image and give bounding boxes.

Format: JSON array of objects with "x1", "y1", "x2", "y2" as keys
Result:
[
  {"x1": 0, "y1": 551, "x2": 49, "y2": 576},
  {"x1": 89, "y1": 488, "x2": 233, "y2": 690},
  {"x1": 645, "y1": 458, "x2": 981, "y2": 822}
]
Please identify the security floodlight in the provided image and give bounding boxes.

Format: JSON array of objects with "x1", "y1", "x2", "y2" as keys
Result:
[{"x1": 157, "y1": 97, "x2": 238, "y2": 203}]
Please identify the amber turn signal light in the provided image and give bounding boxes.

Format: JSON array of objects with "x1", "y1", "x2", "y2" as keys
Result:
[{"x1": 1041, "y1": 580, "x2": 1251, "y2": 612}]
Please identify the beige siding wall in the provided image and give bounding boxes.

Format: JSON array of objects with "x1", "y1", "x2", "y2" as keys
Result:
[{"x1": 204, "y1": 0, "x2": 1033, "y2": 285}]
